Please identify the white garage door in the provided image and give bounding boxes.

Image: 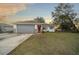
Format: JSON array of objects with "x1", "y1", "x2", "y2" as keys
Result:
[{"x1": 16, "y1": 24, "x2": 35, "y2": 33}]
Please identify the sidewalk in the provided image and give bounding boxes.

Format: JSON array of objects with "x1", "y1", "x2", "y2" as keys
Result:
[{"x1": 0, "y1": 34, "x2": 32, "y2": 55}]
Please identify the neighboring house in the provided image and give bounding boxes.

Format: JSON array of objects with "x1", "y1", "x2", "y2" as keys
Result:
[
  {"x1": 14, "y1": 21, "x2": 55, "y2": 33},
  {"x1": 0, "y1": 23, "x2": 14, "y2": 33}
]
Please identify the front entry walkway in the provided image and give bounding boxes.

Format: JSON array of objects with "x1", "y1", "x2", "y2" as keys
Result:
[{"x1": 0, "y1": 34, "x2": 32, "y2": 55}]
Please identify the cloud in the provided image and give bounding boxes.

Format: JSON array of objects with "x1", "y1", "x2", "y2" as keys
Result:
[
  {"x1": 0, "y1": 4, "x2": 26, "y2": 16},
  {"x1": 6, "y1": 16, "x2": 34, "y2": 23},
  {"x1": 0, "y1": 3, "x2": 27, "y2": 23}
]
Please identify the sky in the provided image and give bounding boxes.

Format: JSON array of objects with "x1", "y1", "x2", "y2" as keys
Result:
[{"x1": 0, "y1": 3, "x2": 79, "y2": 23}]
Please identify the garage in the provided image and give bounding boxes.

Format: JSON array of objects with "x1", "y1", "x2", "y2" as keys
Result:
[
  {"x1": 14, "y1": 21, "x2": 44, "y2": 33},
  {"x1": 14, "y1": 21, "x2": 53, "y2": 33},
  {"x1": 15, "y1": 24, "x2": 35, "y2": 33}
]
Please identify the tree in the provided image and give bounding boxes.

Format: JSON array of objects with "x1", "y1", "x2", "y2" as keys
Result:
[
  {"x1": 34, "y1": 17, "x2": 45, "y2": 23},
  {"x1": 52, "y1": 3, "x2": 78, "y2": 32}
]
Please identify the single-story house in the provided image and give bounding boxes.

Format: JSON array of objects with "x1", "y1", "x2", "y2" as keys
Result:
[
  {"x1": 14, "y1": 21, "x2": 55, "y2": 33},
  {"x1": 0, "y1": 23, "x2": 14, "y2": 33}
]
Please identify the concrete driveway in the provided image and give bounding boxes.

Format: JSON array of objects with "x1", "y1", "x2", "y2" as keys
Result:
[
  {"x1": 0, "y1": 33, "x2": 19, "y2": 40},
  {"x1": 0, "y1": 33, "x2": 32, "y2": 55}
]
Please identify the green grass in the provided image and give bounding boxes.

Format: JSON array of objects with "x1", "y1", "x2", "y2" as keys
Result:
[{"x1": 8, "y1": 32, "x2": 79, "y2": 55}]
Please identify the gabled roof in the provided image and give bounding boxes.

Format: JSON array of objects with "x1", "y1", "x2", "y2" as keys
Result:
[{"x1": 14, "y1": 20, "x2": 48, "y2": 25}]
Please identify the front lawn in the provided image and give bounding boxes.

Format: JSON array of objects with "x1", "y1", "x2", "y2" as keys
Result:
[{"x1": 8, "y1": 32, "x2": 79, "y2": 55}]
